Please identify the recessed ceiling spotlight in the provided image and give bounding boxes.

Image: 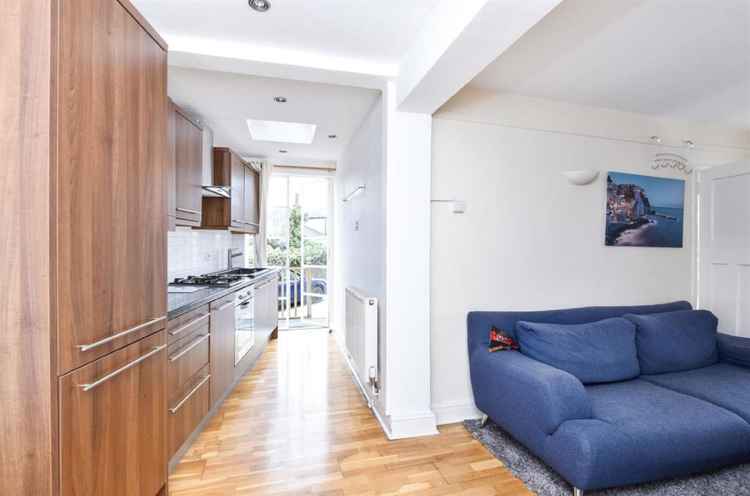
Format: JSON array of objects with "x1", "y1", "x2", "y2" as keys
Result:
[
  {"x1": 328, "y1": 134, "x2": 337, "y2": 139},
  {"x1": 274, "y1": 96, "x2": 287, "y2": 103},
  {"x1": 249, "y1": 0, "x2": 271, "y2": 12},
  {"x1": 279, "y1": 149, "x2": 288, "y2": 154},
  {"x1": 683, "y1": 139, "x2": 695, "y2": 149},
  {"x1": 650, "y1": 135, "x2": 662, "y2": 144}
]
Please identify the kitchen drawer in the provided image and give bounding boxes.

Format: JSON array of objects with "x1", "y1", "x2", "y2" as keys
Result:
[
  {"x1": 60, "y1": 331, "x2": 167, "y2": 496},
  {"x1": 168, "y1": 365, "x2": 210, "y2": 458},
  {"x1": 167, "y1": 326, "x2": 210, "y2": 403},
  {"x1": 167, "y1": 304, "x2": 210, "y2": 345},
  {"x1": 210, "y1": 293, "x2": 235, "y2": 312}
]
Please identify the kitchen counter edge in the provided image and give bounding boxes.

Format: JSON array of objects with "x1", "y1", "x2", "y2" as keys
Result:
[{"x1": 167, "y1": 268, "x2": 280, "y2": 320}]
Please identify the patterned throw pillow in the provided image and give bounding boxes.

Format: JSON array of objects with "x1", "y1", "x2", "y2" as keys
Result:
[{"x1": 489, "y1": 327, "x2": 519, "y2": 352}]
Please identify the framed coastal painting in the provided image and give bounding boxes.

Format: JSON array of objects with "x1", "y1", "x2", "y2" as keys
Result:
[{"x1": 605, "y1": 172, "x2": 685, "y2": 248}]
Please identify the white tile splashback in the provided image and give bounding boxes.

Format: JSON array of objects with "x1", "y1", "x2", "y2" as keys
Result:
[{"x1": 168, "y1": 228, "x2": 253, "y2": 282}]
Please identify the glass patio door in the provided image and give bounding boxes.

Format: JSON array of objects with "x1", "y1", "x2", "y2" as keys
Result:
[{"x1": 266, "y1": 174, "x2": 331, "y2": 330}]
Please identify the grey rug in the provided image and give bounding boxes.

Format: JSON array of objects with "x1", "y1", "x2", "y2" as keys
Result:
[{"x1": 464, "y1": 419, "x2": 750, "y2": 496}]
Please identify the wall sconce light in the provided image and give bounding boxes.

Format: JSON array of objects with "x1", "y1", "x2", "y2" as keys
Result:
[
  {"x1": 343, "y1": 185, "x2": 365, "y2": 202},
  {"x1": 563, "y1": 170, "x2": 600, "y2": 185}
]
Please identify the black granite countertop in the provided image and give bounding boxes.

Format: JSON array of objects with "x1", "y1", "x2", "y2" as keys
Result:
[{"x1": 167, "y1": 268, "x2": 280, "y2": 320}]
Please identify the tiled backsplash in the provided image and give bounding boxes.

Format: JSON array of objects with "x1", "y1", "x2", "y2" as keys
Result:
[{"x1": 168, "y1": 227, "x2": 255, "y2": 282}]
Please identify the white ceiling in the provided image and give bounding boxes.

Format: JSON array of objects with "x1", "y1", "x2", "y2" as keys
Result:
[
  {"x1": 131, "y1": 0, "x2": 441, "y2": 72},
  {"x1": 168, "y1": 66, "x2": 380, "y2": 165},
  {"x1": 470, "y1": 0, "x2": 750, "y2": 128}
]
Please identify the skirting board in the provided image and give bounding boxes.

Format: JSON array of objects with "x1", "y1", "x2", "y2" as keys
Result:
[
  {"x1": 336, "y1": 335, "x2": 438, "y2": 439},
  {"x1": 388, "y1": 411, "x2": 439, "y2": 439},
  {"x1": 432, "y1": 400, "x2": 482, "y2": 426}
]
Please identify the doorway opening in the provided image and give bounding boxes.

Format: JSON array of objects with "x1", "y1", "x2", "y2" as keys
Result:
[{"x1": 266, "y1": 173, "x2": 332, "y2": 330}]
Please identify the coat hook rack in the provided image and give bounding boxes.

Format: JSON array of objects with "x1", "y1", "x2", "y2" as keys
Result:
[{"x1": 343, "y1": 185, "x2": 365, "y2": 202}]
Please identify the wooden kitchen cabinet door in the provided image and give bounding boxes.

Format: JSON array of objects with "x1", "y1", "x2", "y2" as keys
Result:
[
  {"x1": 231, "y1": 153, "x2": 246, "y2": 229},
  {"x1": 167, "y1": 99, "x2": 177, "y2": 231},
  {"x1": 210, "y1": 294, "x2": 236, "y2": 407},
  {"x1": 244, "y1": 165, "x2": 260, "y2": 233},
  {"x1": 56, "y1": 0, "x2": 168, "y2": 375},
  {"x1": 59, "y1": 331, "x2": 167, "y2": 496},
  {"x1": 174, "y1": 106, "x2": 204, "y2": 226}
]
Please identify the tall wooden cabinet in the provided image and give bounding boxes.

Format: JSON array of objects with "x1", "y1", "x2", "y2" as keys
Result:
[
  {"x1": 1, "y1": 0, "x2": 169, "y2": 494},
  {"x1": 56, "y1": 0, "x2": 168, "y2": 374}
]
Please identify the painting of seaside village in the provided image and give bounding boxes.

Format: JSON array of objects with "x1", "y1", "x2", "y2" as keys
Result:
[{"x1": 606, "y1": 172, "x2": 685, "y2": 247}]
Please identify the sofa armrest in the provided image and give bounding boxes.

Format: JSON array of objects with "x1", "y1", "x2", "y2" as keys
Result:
[
  {"x1": 718, "y1": 333, "x2": 750, "y2": 368},
  {"x1": 470, "y1": 349, "x2": 592, "y2": 437}
]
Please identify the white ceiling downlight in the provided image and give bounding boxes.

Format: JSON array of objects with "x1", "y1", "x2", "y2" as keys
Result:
[
  {"x1": 274, "y1": 96, "x2": 287, "y2": 103},
  {"x1": 247, "y1": 119, "x2": 317, "y2": 144},
  {"x1": 249, "y1": 0, "x2": 270, "y2": 13}
]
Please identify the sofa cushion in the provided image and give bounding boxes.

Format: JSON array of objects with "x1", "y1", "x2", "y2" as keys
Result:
[
  {"x1": 624, "y1": 310, "x2": 719, "y2": 374},
  {"x1": 643, "y1": 363, "x2": 750, "y2": 423},
  {"x1": 544, "y1": 379, "x2": 750, "y2": 490},
  {"x1": 516, "y1": 318, "x2": 639, "y2": 384}
]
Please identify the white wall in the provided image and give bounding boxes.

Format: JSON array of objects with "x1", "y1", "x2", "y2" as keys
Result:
[
  {"x1": 334, "y1": 96, "x2": 387, "y2": 397},
  {"x1": 430, "y1": 88, "x2": 750, "y2": 424}
]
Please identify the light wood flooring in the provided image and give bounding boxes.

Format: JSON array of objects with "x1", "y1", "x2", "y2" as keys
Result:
[{"x1": 169, "y1": 330, "x2": 532, "y2": 496}]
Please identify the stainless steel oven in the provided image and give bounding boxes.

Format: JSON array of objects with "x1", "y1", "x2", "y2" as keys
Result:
[{"x1": 234, "y1": 287, "x2": 255, "y2": 365}]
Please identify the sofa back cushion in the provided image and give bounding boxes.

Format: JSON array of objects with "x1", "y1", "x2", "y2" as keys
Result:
[
  {"x1": 467, "y1": 301, "x2": 692, "y2": 356},
  {"x1": 516, "y1": 318, "x2": 640, "y2": 384},
  {"x1": 624, "y1": 310, "x2": 719, "y2": 374}
]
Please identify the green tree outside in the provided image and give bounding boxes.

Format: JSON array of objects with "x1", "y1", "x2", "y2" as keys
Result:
[{"x1": 267, "y1": 206, "x2": 327, "y2": 268}]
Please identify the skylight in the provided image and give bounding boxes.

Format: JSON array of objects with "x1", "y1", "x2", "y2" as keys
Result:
[{"x1": 246, "y1": 119, "x2": 317, "y2": 144}]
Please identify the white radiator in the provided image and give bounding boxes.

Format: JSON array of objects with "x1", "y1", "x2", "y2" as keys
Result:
[{"x1": 345, "y1": 287, "x2": 378, "y2": 395}]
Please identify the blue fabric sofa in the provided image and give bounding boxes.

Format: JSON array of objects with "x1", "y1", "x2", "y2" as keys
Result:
[{"x1": 467, "y1": 301, "x2": 750, "y2": 495}]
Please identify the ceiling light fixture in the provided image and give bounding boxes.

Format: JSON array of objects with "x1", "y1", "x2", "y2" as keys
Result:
[
  {"x1": 274, "y1": 96, "x2": 287, "y2": 103},
  {"x1": 279, "y1": 149, "x2": 288, "y2": 154},
  {"x1": 328, "y1": 134, "x2": 337, "y2": 139},
  {"x1": 249, "y1": 0, "x2": 271, "y2": 12},
  {"x1": 683, "y1": 139, "x2": 695, "y2": 149}
]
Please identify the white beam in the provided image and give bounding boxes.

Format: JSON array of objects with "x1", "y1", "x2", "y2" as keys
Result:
[
  {"x1": 167, "y1": 38, "x2": 393, "y2": 91},
  {"x1": 397, "y1": 0, "x2": 563, "y2": 114}
]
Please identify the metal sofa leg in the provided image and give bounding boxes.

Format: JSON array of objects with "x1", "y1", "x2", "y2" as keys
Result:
[
  {"x1": 573, "y1": 488, "x2": 584, "y2": 496},
  {"x1": 480, "y1": 414, "x2": 489, "y2": 427}
]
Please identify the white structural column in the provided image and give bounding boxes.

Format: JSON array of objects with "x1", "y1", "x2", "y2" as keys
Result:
[
  {"x1": 377, "y1": 0, "x2": 564, "y2": 437},
  {"x1": 380, "y1": 82, "x2": 437, "y2": 438}
]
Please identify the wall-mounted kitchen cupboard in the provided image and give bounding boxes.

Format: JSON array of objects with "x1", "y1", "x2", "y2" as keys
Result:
[
  {"x1": 173, "y1": 104, "x2": 204, "y2": 227},
  {"x1": 1, "y1": 0, "x2": 169, "y2": 494},
  {"x1": 202, "y1": 147, "x2": 261, "y2": 233}
]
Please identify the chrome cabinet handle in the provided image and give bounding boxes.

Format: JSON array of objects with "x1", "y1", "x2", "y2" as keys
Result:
[
  {"x1": 77, "y1": 316, "x2": 166, "y2": 352},
  {"x1": 176, "y1": 207, "x2": 200, "y2": 215},
  {"x1": 232, "y1": 218, "x2": 243, "y2": 224},
  {"x1": 244, "y1": 221, "x2": 259, "y2": 226},
  {"x1": 216, "y1": 301, "x2": 234, "y2": 312},
  {"x1": 169, "y1": 374, "x2": 211, "y2": 414},
  {"x1": 79, "y1": 345, "x2": 166, "y2": 392},
  {"x1": 169, "y1": 314, "x2": 209, "y2": 336},
  {"x1": 169, "y1": 333, "x2": 210, "y2": 363}
]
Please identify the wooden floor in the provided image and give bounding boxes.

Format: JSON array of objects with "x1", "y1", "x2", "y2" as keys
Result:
[{"x1": 169, "y1": 330, "x2": 532, "y2": 496}]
